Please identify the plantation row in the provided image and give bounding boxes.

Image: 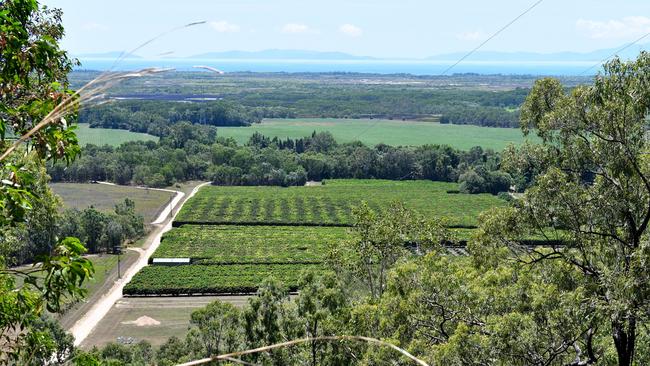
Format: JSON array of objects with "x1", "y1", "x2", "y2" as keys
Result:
[
  {"x1": 125, "y1": 180, "x2": 504, "y2": 296},
  {"x1": 174, "y1": 179, "x2": 504, "y2": 227},
  {"x1": 154, "y1": 225, "x2": 346, "y2": 264},
  {"x1": 123, "y1": 264, "x2": 326, "y2": 295}
]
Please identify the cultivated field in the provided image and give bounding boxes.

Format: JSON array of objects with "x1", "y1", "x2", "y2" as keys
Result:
[
  {"x1": 125, "y1": 179, "x2": 504, "y2": 296},
  {"x1": 75, "y1": 123, "x2": 158, "y2": 146},
  {"x1": 217, "y1": 118, "x2": 534, "y2": 150},
  {"x1": 174, "y1": 179, "x2": 504, "y2": 228},
  {"x1": 124, "y1": 264, "x2": 324, "y2": 295},
  {"x1": 50, "y1": 183, "x2": 174, "y2": 223},
  {"x1": 154, "y1": 225, "x2": 346, "y2": 264}
]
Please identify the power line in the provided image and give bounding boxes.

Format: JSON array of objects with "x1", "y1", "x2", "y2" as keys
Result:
[
  {"x1": 351, "y1": 119, "x2": 382, "y2": 142},
  {"x1": 440, "y1": 0, "x2": 545, "y2": 76},
  {"x1": 352, "y1": 0, "x2": 545, "y2": 143},
  {"x1": 579, "y1": 31, "x2": 650, "y2": 75}
]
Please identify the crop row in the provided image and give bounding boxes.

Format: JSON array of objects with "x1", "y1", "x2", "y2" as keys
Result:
[
  {"x1": 123, "y1": 264, "x2": 326, "y2": 295},
  {"x1": 154, "y1": 225, "x2": 347, "y2": 264},
  {"x1": 175, "y1": 179, "x2": 504, "y2": 227}
]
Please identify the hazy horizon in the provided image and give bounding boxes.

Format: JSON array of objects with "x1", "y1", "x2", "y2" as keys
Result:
[{"x1": 43, "y1": 0, "x2": 650, "y2": 60}]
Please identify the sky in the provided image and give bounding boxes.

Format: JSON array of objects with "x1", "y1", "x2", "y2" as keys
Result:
[{"x1": 42, "y1": 0, "x2": 650, "y2": 59}]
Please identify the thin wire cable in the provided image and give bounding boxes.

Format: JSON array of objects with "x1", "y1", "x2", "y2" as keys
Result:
[
  {"x1": 351, "y1": 119, "x2": 382, "y2": 142},
  {"x1": 579, "y1": 31, "x2": 650, "y2": 75},
  {"x1": 349, "y1": 1, "x2": 545, "y2": 143},
  {"x1": 439, "y1": 0, "x2": 544, "y2": 75}
]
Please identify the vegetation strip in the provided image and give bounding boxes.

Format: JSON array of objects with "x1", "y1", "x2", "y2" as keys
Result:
[
  {"x1": 123, "y1": 264, "x2": 326, "y2": 295},
  {"x1": 175, "y1": 179, "x2": 504, "y2": 227},
  {"x1": 153, "y1": 225, "x2": 346, "y2": 264}
]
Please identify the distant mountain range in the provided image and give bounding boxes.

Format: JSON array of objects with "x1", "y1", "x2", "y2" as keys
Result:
[
  {"x1": 188, "y1": 49, "x2": 375, "y2": 60},
  {"x1": 76, "y1": 43, "x2": 648, "y2": 62}
]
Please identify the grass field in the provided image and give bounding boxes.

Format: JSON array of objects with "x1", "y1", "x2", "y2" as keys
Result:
[
  {"x1": 50, "y1": 183, "x2": 173, "y2": 223},
  {"x1": 80, "y1": 296, "x2": 250, "y2": 348},
  {"x1": 155, "y1": 225, "x2": 347, "y2": 264},
  {"x1": 75, "y1": 123, "x2": 158, "y2": 146},
  {"x1": 217, "y1": 118, "x2": 533, "y2": 150},
  {"x1": 175, "y1": 179, "x2": 504, "y2": 227}
]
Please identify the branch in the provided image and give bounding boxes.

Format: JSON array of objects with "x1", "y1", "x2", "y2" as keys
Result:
[{"x1": 176, "y1": 336, "x2": 430, "y2": 366}]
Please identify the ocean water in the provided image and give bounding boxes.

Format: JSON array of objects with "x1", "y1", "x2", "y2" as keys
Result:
[{"x1": 75, "y1": 58, "x2": 600, "y2": 76}]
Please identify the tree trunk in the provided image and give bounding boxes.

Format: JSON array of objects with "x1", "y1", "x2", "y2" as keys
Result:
[
  {"x1": 311, "y1": 320, "x2": 318, "y2": 366},
  {"x1": 612, "y1": 316, "x2": 636, "y2": 366}
]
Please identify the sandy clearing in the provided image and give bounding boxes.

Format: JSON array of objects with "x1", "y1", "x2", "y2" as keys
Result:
[{"x1": 121, "y1": 316, "x2": 161, "y2": 326}]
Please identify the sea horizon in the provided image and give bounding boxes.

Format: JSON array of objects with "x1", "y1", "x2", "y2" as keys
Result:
[{"x1": 75, "y1": 58, "x2": 601, "y2": 76}]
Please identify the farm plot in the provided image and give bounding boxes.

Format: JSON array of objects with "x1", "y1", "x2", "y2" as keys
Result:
[
  {"x1": 124, "y1": 264, "x2": 325, "y2": 295},
  {"x1": 174, "y1": 179, "x2": 504, "y2": 228},
  {"x1": 154, "y1": 225, "x2": 347, "y2": 264}
]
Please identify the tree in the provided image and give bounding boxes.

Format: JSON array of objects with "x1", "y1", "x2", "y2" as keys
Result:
[
  {"x1": 371, "y1": 252, "x2": 594, "y2": 366},
  {"x1": 81, "y1": 206, "x2": 105, "y2": 253},
  {"x1": 189, "y1": 300, "x2": 242, "y2": 357},
  {"x1": 0, "y1": 0, "x2": 93, "y2": 361},
  {"x1": 295, "y1": 272, "x2": 349, "y2": 366},
  {"x1": 328, "y1": 202, "x2": 448, "y2": 299},
  {"x1": 458, "y1": 169, "x2": 486, "y2": 194},
  {"x1": 474, "y1": 53, "x2": 650, "y2": 366},
  {"x1": 243, "y1": 279, "x2": 296, "y2": 365}
]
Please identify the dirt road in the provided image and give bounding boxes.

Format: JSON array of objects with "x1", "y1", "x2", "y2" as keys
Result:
[{"x1": 68, "y1": 182, "x2": 210, "y2": 346}]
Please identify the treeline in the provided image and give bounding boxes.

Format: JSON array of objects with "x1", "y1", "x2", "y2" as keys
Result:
[
  {"x1": 1, "y1": 165, "x2": 144, "y2": 266},
  {"x1": 49, "y1": 130, "x2": 513, "y2": 194},
  {"x1": 439, "y1": 106, "x2": 519, "y2": 127},
  {"x1": 80, "y1": 86, "x2": 526, "y2": 131},
  {"x1": 79, "y1": 100, "x2": 283, "y2": 136},
  {"x1": 59, "y1": 199, "x2": 144, "y2": 254},
  {"x1": 236, "y1": 87, "x2": 525, "y2": 127}
]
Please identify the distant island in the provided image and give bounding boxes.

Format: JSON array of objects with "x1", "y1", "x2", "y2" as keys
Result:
[
  {"x1": 75, "y1": 42, "x2": 648, "y2": 63},
  {"x1": 187, "y1": 49, "x2": 375, "y2": 60}
]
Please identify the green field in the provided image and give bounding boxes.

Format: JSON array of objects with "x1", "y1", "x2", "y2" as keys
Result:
[
  {"x1": 50, "y1": 183, "x2": 173, "y2": 223},
  {"x1": 155, "y1": 225, "x2": 346, "y2": 264},
  {"x1": 175, "y1": 179, "x2": 504, "y2": 227},
  {"x1": 124, "y1": 264, "x2": 324, "y2": 295},
  {"x1": 126, "y1": 179, "x2": 504, "y2": 296},
  {"x1": 217, "y1": 118, "x2": 533, "y2": 150},
  {"x1": 75, "y1": 123, "x2": 158, "y2": 146}
]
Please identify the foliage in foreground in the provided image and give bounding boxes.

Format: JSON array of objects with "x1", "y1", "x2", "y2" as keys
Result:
[
  {"x1": 0, "y1": 0, "x2": 93, "y2": 362},
  {"x1": 472, "y1": 53, "x2": 650, "y2": 366}
]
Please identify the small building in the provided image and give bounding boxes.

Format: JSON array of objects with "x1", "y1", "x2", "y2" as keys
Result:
[{"x1": 152, "y1": 258, "x2": 190, "y2": 266}]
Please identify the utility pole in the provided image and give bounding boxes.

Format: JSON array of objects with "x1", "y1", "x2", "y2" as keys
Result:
[
  {"x1": 115, "y1": 245, "x2": 122, "y2": 279},
  {"x1": 168, "y1": 194, "x2": 174, "y2": 220}
]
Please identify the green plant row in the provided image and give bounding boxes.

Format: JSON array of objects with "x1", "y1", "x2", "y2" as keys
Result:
[
  {"x1": 123, "y1": 264, "x2": 326, "y2": 295},
  {"x1": 175, "y1": 179, "x2": 504, "y2": 227},
  {"x1": 154, "y1": 225, "x2": 347, "y2": 264}
]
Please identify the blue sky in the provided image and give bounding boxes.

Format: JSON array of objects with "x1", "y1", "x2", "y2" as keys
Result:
[{"x1": 43, "y1": 0, "x2": 650, "y2": 58}]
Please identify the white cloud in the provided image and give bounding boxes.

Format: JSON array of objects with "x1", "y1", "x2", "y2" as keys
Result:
[
  {"x1": 282, "y1": 23, "x2": 311, "y2": 34},
  {"x1": 576, "y1": 16, "x2": 650, "y2": 40},
  {"x1": 339, "y1": 24, "x2": 362, "y2": 37},
  {"x1": 456, "y1": 30, "x2": 487, "y2": 42},
  {"x1": 209, "y1": 21, "x2": 241, "y2": 33},
  {"x1": 82, "y1": 22, "x2": 108, "y2": 31}
]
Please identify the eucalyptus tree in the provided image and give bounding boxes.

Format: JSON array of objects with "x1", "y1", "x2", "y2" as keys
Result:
[{"x1": 474, "y1": 52, "x2": 650, "y2": 366}]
